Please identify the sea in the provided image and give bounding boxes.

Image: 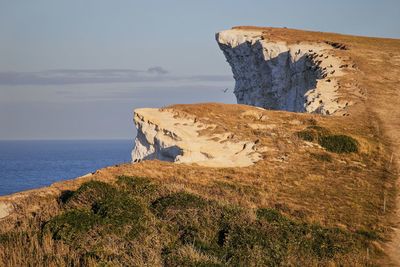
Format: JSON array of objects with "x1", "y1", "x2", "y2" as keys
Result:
[{"x1": 0, "y1": 140, "x2": 132, "y2": 196}]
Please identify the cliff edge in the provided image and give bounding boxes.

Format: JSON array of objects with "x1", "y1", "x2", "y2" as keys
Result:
[{"x1": 131, "y1": 106, "x2": 261, "y2": 167}]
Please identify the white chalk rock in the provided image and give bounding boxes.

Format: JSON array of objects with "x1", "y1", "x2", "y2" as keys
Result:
[
  {"x1": 216, "y1": 29, "x2": 347, "y2": 115},
  {"x1": 131, "y1": 108, "x2": 261, "y2": 167},
  {"x1": 0, "y1": 202, "x2": 13, "y2": 219}
]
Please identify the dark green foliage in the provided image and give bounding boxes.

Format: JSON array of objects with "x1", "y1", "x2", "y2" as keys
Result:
[
  {"x1": 93, "y1": 194, "x2": 148, "y2": 238},
  {"x1": 74, "y1": 181, "x2": 117, "y2": 198},
  {"x1": 46, "y1": 180, "x2": 151, "y2": 246},
  {"x1": 356, "y1": 229, "x2": 379, "y2": 240},
  {"x1": 296, "y1": 125, "x2": 330, "y2": 142},
  {"x1": 297, "y1": 130, "x2": 315, "y2": 141},
  {"x1": 59, "y1": 190, "x2": 74, "y2": 204},
  {"x1": 305, "y1": 225, "x2": 356, "y2": 259},
  {"x1": 93, "y1": 194, "x2": 145, "y2": 225},
  {"x1": 296, "y1": 125, "x2": 359, "y2": 154},
  {"x1": 246, "y1": 208, "x2": 362, "y2": 263},
  {"x1": 63, "y1": 181, "x2": 118, "y2": 209},
  {"x1": 151, "y1": 192, "x2": 208, "y2": 217},
  {"x1": 318, "y1": 135, "x2": 359, "y2": 153},
  {"x1": 222, "y1": 224, "x2": 287, "y2": 265},
  {"x1": 116, "y1": 176, "x2": 158, "y2": 197},
  {"x1": 45, "y1": 210, "x2": 101, "y2": 242},
  {"x1": 40, "y1": 178, "x2": 371, "y2": 265}
]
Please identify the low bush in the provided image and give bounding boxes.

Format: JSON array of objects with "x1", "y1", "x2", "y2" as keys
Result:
[
  {"x1": 116, "y1": 176, "x2": 158, "y2": 197},
  {"x1": 151, "y1": 192, "x2": 208, "y2": 217},
  {"x1": 296, "y1": 125, "x2": 358, "y2": 153},
  {"x1": 318, "y1": 135, "x2": 358, "y2": 153},
  {"x1": 296, "y1": 130, "x2": 316, "y2": 141},
  {"x1": 8, "y1": 178, "x2": 371, "y2": 266},
  {"x1": 45, "y1": 210, "x2": 101, "y2": 243}
]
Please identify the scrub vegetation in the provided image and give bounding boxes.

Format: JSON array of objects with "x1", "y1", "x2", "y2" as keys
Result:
[
  {"x1": 296, "y1": 125, "x2": 359, "y2": 153},
  {"x1": 0, "y1": 177, "x2": 378, "y2": 266}
]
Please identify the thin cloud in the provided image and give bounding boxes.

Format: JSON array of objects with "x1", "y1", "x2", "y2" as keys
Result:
[
  {"x1": 0, "y1": 68, "x2": 232, "y2": 85},
  {"x1": 147, "y1": 66, "x2": 168, "y2": 75}
]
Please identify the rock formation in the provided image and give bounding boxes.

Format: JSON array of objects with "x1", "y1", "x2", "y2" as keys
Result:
[
  {"x1": 216, "y1": 28, "x2": 350, "y2": 115},
  {"x1": 131, "y1": 107, "x2": 261, "y2": 167}
]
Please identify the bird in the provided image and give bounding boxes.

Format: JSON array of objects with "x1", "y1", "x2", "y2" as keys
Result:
[{"x1": 222, "y1": 88, "x2": 229, "y2": 93}]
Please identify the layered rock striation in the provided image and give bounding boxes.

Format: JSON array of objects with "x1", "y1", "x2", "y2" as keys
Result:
[
  {"x1": 131, "y1": 107, "x2": 261, "y2": 167},
  {"x1": 216, "y1": 28, "x2": 349, "y2": 115}
]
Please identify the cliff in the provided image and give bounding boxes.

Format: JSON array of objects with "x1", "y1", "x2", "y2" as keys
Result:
[
  {"x1": 216, "y1": 28, "x2": 356, "y2": 115},
  {"x1": 131, "y1": 107, "x2": 261, "y2": 167},
  {"x1": 1, "y1": 27, "x2": 400, "y2": 266}
]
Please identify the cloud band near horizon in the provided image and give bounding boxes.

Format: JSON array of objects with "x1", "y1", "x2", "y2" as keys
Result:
[{"x1": 0, "y1": 67, "x2": 232, "y2": 85}]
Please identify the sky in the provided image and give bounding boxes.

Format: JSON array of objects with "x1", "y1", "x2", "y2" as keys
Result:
[{"x1": 0, "y1": 0, "x2": 399, "y2": 140}]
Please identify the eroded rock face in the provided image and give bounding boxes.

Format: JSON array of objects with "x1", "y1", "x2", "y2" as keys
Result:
[
  {"x1": 216, "y1": 29, "x2": 348, "y2": 115},
  {"x1": 131, "y1": 108, "x2": 261, "y2": 167}
]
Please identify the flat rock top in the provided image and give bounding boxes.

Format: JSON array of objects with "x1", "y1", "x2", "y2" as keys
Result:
[{"x1": 227, "y1": 26, "x2": 400, "y2": 44}]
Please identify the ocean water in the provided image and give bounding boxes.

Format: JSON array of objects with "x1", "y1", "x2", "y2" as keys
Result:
[{"x1": 0, "y1": 140, "x2": 132, "y2": 196}]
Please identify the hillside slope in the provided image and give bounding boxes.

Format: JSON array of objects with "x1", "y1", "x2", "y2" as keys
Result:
[{"x1": 0, "y1": 27, "x2": 399, "y2": 266}]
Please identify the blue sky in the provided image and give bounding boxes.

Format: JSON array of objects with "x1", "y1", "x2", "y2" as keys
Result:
[{"x1": 0, "y1": 0, "x2": 399, "y2": 139}]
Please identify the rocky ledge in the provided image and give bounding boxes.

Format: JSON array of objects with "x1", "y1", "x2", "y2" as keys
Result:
[{"x1": 131, "y1": 107, "x2": 262, "y2": 167}]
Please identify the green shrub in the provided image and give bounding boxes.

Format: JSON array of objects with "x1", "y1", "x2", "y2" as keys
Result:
[
  {"x1": 116, "y1": 176, "x2": 158, "y2": 197},
  {"x1": 93, "y1": 194, "x2": 148, "y2": 238},
  {"x1": 296, "y1": 126, "x2": 330, "y2": 142},
  {"x1": 41, "y1": 180, "x2": 370, "y2": 265},
  {"x1": 296, "y1": 130, "x2": 316, "y2": 141},
  {"x1": 151, "y1": 192, "x2": 208, "y2": 217},
  {"x1": 296, "y1": 125, "x2": 359, "y2": 154},
  {"x1": 63, "y1": 181, "x2": 118, "y2": 209},
  {"x1": 45, "y1": 210, "x2": 101, "y2": 242},
  {"x1": 47, "y1": 181, "x2": 151, "y2": 244},
  {"x1": 318, "y1": 135, "x2": 358, "y2": 153}
]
